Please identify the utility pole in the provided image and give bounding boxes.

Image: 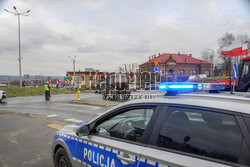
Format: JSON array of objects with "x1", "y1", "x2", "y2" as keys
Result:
[
  {"x1": 4, "y1": 6, "x2": 30, "y2": 87},
  {"x1": 73, "y1": 58, "x2": 76, "y2": 79},
  {"x1": 68, "y1": 56, "x2": 76, "y2": 87}
]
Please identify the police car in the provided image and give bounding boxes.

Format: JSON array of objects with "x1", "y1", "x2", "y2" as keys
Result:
[{"x1": 52, "y1": 95, "x2": 250, "y2": 167}]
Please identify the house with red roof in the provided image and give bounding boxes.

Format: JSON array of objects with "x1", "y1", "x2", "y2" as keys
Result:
[{"x1": 139, "y1": 53, "x2": 212, "y2": 77}]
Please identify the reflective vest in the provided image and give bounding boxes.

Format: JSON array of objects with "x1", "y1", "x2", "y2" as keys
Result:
[{"x1": 45, "y1": 85, "x2": 49, "y2": 91}]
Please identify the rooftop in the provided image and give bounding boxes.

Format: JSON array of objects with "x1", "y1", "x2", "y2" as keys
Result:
[{"x1": 141, "y1": 53, "x2": 211, "y2": 65}]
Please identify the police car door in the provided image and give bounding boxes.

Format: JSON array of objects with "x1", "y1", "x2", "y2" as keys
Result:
[
  {"x1": 75, "y1": 104, "x2": 160, "y2": 167},
  {"x1": 140, "y1": 105, "x2": 245, "y2": 167}
]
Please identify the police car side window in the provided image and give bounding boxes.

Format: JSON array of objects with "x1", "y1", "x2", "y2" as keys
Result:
[
  {"x1": 94, "y1": 108, "x2": 154, "y2": 143},
  {"x1": 244, "y1": 116, "x2": 250, "y2": 133},
  {"x1": 157, "y1": 107, "x2": 243, "y2": 164}
]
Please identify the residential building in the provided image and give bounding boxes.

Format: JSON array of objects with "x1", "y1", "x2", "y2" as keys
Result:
[
  {"x1": 66, "y1": 68, "x2": 108, "y2": 89},
  {"x1": 140, "y1": 53, "x2": 212, "y2": 77}
]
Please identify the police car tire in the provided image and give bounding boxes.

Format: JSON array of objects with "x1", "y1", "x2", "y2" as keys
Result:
[{"x1": 55, "y1": 147, "x2": 72, "y2": 167}]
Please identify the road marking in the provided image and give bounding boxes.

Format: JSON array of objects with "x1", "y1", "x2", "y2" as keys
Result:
[
  {"x1": 65, "y1": 118, "x2": 82, "y2": 123},
  {"x1": 46, "y1": 123, "x2": 63, "y2": 130},
  {"x1": 47, "y1": 114, "x2": 58, "y2": 117}
]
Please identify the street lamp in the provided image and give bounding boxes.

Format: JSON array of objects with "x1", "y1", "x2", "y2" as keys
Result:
[{"x1": 4, "y1": 6, "x2": 30, "y2": 87}]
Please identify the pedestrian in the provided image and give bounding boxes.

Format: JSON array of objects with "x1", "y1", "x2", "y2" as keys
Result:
[
  {"x1": 44, "y1": 83, "x2": 50, "y2": 101},
  {"x1": 48, "y1": 84, "x2": 51, "y2": 97}
]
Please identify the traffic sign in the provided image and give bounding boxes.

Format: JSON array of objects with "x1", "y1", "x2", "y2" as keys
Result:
[
  {"x1": 153, "y1": 61, "x2": 159, "y2": 66},
  {"x1": 154, "y1": 66, "x2": 160, "y2": 73},
  {"x1": 233, "y1": 64, "x2": 238, "y2": 81},
  {"x1": 64, "y1": 77, "x2": 72, "y2": 81}
]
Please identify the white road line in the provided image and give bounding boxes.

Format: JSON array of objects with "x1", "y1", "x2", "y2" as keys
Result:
[
  {"x1": 47, "y1": 114, "x2": 58, "y2": 117},
  {"x1": 65, "y1": 118, "x2": 83, "y2": 123}
]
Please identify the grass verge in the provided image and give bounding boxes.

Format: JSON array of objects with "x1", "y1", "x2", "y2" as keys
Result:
[{"x1": 0, "y1": 87, "x2": 78, "y2": 97}]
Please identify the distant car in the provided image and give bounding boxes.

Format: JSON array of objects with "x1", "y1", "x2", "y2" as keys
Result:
[
  {"x1": 0, "y1": 90, "x2": 7, "y2": 103},
  {"x1": 51, "y1": 95, "x2": 250, "y2": 167}
]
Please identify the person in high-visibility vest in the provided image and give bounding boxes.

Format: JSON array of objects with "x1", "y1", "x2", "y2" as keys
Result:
[{"x1": 44, "y1": 83, "x2": 50, "y2": 101}]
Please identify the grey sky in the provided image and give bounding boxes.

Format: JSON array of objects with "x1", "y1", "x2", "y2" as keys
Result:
[{"x1": 0, "y1": 0, "x2": 249, "y2": 76}]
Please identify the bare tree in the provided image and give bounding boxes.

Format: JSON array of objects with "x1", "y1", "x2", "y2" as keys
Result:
[
  {"x1": 218, "y1": 33, "x2": 235, "y2": 75},
  {"x1": 236, "y1": 33, "x2": 249, "y2": 44},
  {"x1": 118, "y1": 63, "x2": 139, "y2": 72},
  {"x1": 218, "y1": 33, "x2": 235, "y2": 48},
  {"x1": 201, "y1": 49, "x2": 215, "y2": 63},
  {"x1": 218, "y1": 33, "x2": 249, "y2": 75}
]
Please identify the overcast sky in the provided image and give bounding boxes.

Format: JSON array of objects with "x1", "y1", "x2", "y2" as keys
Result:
[{"x1": 0, "y1": 0, "x2": 250, "y2": 76}]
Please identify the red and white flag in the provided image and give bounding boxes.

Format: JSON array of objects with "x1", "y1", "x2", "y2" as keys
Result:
[
  {"x1": 48, "y1": 80, "x2": 51, "y2": 85},
  {"x1": 221, "y1": 43, "x2": 248, "y2": 57}
]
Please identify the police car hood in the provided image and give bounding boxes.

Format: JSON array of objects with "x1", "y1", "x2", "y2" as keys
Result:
[{"x1": 59, "y1": 121, "x2": 89, "y2": 133}]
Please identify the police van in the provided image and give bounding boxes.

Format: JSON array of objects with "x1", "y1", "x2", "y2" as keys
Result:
[{"x1": 51, "y1": 95, "x2": 250, "y2": 167}]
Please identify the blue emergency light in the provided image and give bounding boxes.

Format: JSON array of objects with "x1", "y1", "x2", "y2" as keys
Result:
[{"x1": 159, "y1": 82, "x2": 198, "y2": 91}]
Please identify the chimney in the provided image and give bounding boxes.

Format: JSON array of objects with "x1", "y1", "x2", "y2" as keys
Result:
[
  {"x1": 149, "y1": 56, "x2": 151, "y2": 60},
  {"x1": 189, "y1": 54, "x2": 192, "y2": 57},
  {"x1": 178, "y1": 52, "x2": 180, "y2": 55},
  {"x1": 158, "y1": 53, "x2": 160, "y2": 57},
  {"x1": 154, "y1": 54, "x2": 156, "y2": 58},
  {"x1": 152, "y1": 55, "x2": 154, "y2": 59}
]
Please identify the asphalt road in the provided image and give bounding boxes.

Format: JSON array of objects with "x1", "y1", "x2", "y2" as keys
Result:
[
  {"x1": 1, "y1": 91, "x2": 249, "y2": 167},
  {"x1": 0, "y1": 93, "x2": 110, "y2": 167},
  {"x1": 0, "y1": 93, "x2": 107, "y2": 122}
]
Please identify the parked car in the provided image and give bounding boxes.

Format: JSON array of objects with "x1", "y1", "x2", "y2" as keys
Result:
[
  {"x1": 51, "y1": 95, "x2": 250, "y2": 167},
  {"x1": 0, "y1": 90, "x2": 7, "y2": 103}
]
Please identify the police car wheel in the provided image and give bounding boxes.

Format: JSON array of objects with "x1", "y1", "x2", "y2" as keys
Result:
[{"x1": 55, "y1": 148, "x2": 72, "y2": 167}]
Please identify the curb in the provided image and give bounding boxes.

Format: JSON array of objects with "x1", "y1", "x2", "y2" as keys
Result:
[{"x1": 70, "y1": 99, "x2": 121, "y2": 107}]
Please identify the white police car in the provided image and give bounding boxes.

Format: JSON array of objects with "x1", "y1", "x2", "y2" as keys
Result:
[{"x1": 51, "y1": 95, "x2": 250, "y2": 167}]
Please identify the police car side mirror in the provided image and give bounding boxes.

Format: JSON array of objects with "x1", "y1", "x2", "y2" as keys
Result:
[{"x1": 76, "y1": 124, "x2": 90, "y2": 137}]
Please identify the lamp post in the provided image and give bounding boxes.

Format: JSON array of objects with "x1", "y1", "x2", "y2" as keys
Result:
[
  {"x1": 68, "y1": 56, "x2": 76, "y2": 87},
  {"x1": 4, "y1": 6, "x2": 30, "y2": 87}
]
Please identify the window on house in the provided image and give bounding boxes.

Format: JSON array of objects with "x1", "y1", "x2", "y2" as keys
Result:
[{"x1": 100, "y1": 75, "x2": 105, "y2": 80}]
